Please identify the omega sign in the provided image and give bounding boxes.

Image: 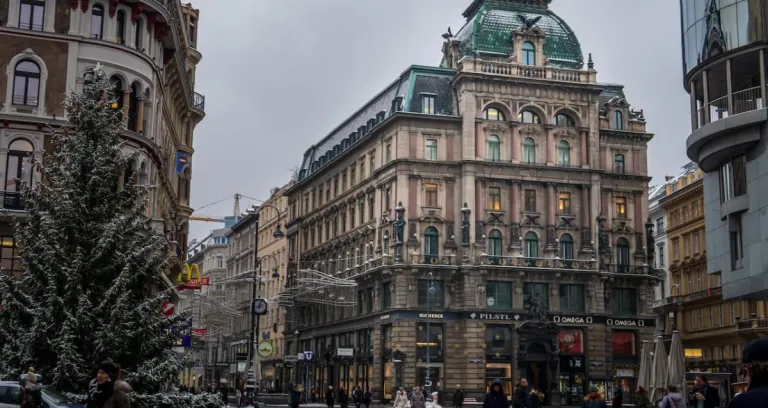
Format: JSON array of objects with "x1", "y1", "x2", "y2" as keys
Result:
[
  {"x1": 553, "y1": 316, "x2": 594, "y2": 324},
  {"x1": 607, "y1": 318, "x2": 646, "y2": 327}
]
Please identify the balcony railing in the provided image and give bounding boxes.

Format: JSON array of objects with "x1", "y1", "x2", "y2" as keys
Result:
[
  {"x1": 411, "y1": 254, "x2": 456, "y2": 266},
  {"x1": 698, "y1": 86, "x2": 764, "y2": 128},
  {"x1": 737, "y1": 317, "x2": 768, "y2": 331},
  {"x1": 478, "y1": 255, "x2": 597, "y2": 270},
  {"x1": 192, "y1": 92, "x2": 205, "y2": 111},
  {"x1": 458, "y1": 57, "x2": 597, "y2": 84},
  {"x1": 601, "y1": 263, "x2": 652, "y2": 274}
]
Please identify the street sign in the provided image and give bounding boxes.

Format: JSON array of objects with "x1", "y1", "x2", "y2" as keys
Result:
[
  {"x1": 161, "y1": 300, "x2": 175, "y2": 316},
  {"x1": 252, "y1": 298, "x2": 268, "y2": 315},
  {"x1": 284, "y1": 355, "x2": 298, "y2": 363},
  {"x1": 191, "y1": 327, "x2": 207, "y2": 336},
  {"x1": 425, "y1": 380, "x2": 432, "y2": 387},
  {"x1": 236, "y1": 352, "x2": 248, "y2": 361},
  {"x1": 303, "y1": 351, "x2": 314, "y2": 361},
  {"x1": 257, "y1": 341, "x2": 274, "y2": 358}
]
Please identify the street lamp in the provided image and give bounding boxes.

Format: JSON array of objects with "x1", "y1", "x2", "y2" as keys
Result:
[
  {"x1": 425, "y1": 272, "x2": 435, "y2": 400},
  {"x1": 245, "y1": 204, "x2": 283, "y2": 405}
]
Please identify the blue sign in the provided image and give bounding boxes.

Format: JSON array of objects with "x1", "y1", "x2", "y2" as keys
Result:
[
  {"x1": 181, "y1": 335, "x2": 192, "y2": 348},
  {"x1": 303, "y1": 351, "x2": 314, "y2": 361}
]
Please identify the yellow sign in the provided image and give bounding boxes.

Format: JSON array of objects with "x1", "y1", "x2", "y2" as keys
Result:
[
  {"x1": 257, "y1": 341, "x2": 274, "y2": 358},
  {"x1": 178, "y1": 263, "x2": 201, "y2": 283}
]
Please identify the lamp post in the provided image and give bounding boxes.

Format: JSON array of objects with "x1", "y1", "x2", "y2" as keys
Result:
[
  {"x1": 425, "y1": 272, "x2": 435, "y2": 400},
  {"x1": 246, "y1": 204, "x2": 284, "y2": 405}
]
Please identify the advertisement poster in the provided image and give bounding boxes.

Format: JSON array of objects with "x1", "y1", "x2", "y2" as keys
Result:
[
  {"x1": 611, "y1": 331, "x2": 636, "y2": 357},
  {"x1": 558, "y1": 329, "x2": 584, "y2": 354}
]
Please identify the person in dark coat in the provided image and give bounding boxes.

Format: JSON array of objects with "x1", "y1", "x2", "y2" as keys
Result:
[
  {"x1": 363, "y1": 388, "x2": 372, "y2": 408},
  {"x1": 87, "y1": 361, "x2": 117, "y2": 408},
  {"x1": 219, "y1": 383, "x2": 229, "y2": 407},
  {"x1": 352, "y1": 386, "x2": 362, "y2": 408},
  {"x1": 581, "y1": 385, "x2": 606, "y2": 408},
  {"x1": 453, "y1": 384, "x2": 465, "y2": 408},
  {"x1": 326, "y1": 386, "x2": 336, "y2": 408},
  {"x1": 484, "y1": 379, "x2": 509, "y2": 408},
  {"x1": 289, "y1": 383, "x2": 302, "y2": 408},
  {"x1": 689, "y1": 375, "x2": 720, "y2": 408},
  {"x1": 339, "y1": 387, "x2": 349, "y2": 408},
  {"x1": 729, "y1": 338, "x2": 768, "y2": 408},
  {"x1": 512, "y1": 378, "x2": 531, "y2": 408},
  {"x1": 611, "y1": 384, "x2": 623, "y2": 408}
]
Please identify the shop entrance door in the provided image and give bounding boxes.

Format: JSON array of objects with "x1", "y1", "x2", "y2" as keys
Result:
[
  {"x1": 417, "y1": 367, "x2": 441, "y2": 398},
  {"x1": 525, "y1": 361, "x2": 548, "y2": 393}
]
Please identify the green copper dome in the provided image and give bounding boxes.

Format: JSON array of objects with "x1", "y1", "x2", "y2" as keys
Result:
[{"x1": 456, "y1": 0, "x2": 584, "y2": 69}]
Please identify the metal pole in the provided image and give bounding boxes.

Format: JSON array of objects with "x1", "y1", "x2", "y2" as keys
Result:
[
  {"x1": 426, "y1": 272, "x2": 432, "y2": 399},
  {"x1": 248, "y1": 213, "x2": 261, "y2": 404}
]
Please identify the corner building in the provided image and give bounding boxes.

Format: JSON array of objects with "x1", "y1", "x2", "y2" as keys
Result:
[
  {"x1": 681, "y1": 0, "x2": 768, "y2": 299},
  {"x1": 283, "y1": 1, "x2": 658, "y2": 406},
  {"x1": 0, "y1": 0, "x2": 204, "y2": 283}
]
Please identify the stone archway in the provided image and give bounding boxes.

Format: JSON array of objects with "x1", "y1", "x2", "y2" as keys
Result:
[{"x1": 517, "y1": 321, "x2": 562, "y2": 406}]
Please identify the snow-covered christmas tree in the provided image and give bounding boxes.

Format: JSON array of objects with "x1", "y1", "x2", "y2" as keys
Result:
[{"x1": 0, "y1": 65, "x2": 186, "y2": 394}]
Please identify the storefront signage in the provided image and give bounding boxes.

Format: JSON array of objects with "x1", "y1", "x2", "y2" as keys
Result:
[
  {"x1": 553, "y1": 316, "x2": 594, "y2": 324},
  {"x1": 418, "y1": 313, "x2": 444, "y2": 319},
  {"x1": 468, "y1": 312, "x2": 519, "y2": 321},
  {"x1": 235, "y1": 352, "x2": 248, "y2": 361},
  {"x1": 606, "y1": 318, "x2": 649, "y2": 327},
  {"x1": 337, "y1": 348, "x2": 354, "y2": 357},
  {"x1": 283, "y1": 355, "x2": 298, "y2": 363},
  {"x1": 302, "y1": 351, "x2": 314, "y2": 361}
]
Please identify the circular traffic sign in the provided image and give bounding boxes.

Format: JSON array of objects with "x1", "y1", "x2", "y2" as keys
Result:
[
  {"x1": 253, "y1": 298, "x2": 268, "y2": 315},
  {"x1": 161, "y1": 300, "x2": 175, "y2": 316},
  {"x1": 258, "y1": 341, "x2": 274, "y2": 358}
]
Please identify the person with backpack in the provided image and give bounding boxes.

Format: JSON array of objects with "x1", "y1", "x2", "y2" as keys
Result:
[{"x1": 659, "y1": 385, "x2": 685, "y2": 408}]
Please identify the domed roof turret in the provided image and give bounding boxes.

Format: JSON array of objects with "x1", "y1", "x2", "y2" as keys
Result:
[{"x1": 455, "y1": 0, "x2": 584, "y2": 69}]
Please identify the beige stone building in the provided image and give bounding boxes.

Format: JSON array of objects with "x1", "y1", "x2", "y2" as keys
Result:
[
  {"x1": 282, "y1": 0, "x2": 659, "y2": 405},
  {"x1": 0, "y1": 0, "x2": 204, "y2": 283}
]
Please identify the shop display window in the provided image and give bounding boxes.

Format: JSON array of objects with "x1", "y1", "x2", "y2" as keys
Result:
[
  {"x1": 611, "y1": 331, "x2": 636, "y2": 357},
  {"x1": 485, "y1": 363, "x2": 513, "y2": 397},
  {"x1": 558, "y1": 329, "x2": 584, "y2": 354},
  {"x1": 416, "y1": 324, "x2": 444, "y2": 362}
]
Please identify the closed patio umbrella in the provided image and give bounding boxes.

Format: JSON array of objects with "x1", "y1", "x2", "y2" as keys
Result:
[
  {"x1": 667, "y1": 330, "x2": 686, "y2": 394},
  {"x1": 650, "y1": 335, "x2": 668, "y2": 402},
  {"x1": 637, "y1": 340, "x2": 653, "y2": 391}
]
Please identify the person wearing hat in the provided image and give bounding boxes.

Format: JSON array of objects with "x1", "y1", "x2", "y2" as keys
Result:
[
  {"x1": 452, "y1": 384, "x2": 465, "y2": 408},
  {"x1": 581, "y1": 385, "x2": 606, "y2": 408},
  {"x1": 20, "y1": 367, "x2": 43, "y2": 408},
  {"x1": 87, "y1": 361, "x2": 117, "y2": 408},
  {"x1": 729, "y1": 338, "x2": 768, "y2": 408}
]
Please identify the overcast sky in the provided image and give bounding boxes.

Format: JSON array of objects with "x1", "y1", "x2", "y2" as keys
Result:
[{"x1": 187, "y1": 0, "x2": 689, "y2": 242}]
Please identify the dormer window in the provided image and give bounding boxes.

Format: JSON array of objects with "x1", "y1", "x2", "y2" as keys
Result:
[
  {"x1": 518, "y1": 110, "x2": 540, "y2": 124},
  {"x1": 522, "y1": 41, "x2": 536, "y2": 66},
  {"x1": 422, "y1": 95, "x2": 436, "y2": 115},
  {"x1": 613, "y1": 111, "x2": 624, "y2": 130},
  {"x1": 483, "y1": 107, "x2": 505, "y2": 121}
]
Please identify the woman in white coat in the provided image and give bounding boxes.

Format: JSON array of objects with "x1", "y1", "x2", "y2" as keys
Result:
[{"x1": 393, "y1": 387, "x2": 409, "y2": 408}]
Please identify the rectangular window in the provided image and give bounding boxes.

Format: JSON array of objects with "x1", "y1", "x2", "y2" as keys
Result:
[
  {"x1": 730, "y1": 216, "x2": 744, "y2": 270},
  {"x1": 693, "y1": 232, "x2": 700, "y2": 254},
  {"x1": 366, "y1": 288, "x2": 374, "y2": 313},
  {"x1": 684, "y1": 235, "x2": 690, "y2": 258},
  {"x1": 422, "y1": 95, "x2": 436, "y2": 114},
  {"x1": 369, "y1": 153, "x2": 375, "y2": 175},
  {"x1": 342, "y1": 172, "x2": 347, "y2": 191},
  {"x1": 334, "y1": 177, "x2": 339, "y2": 197},
  {"x1": 524, "y1": 189, "x2": 537, "y2": 213},
  {"x1": 558, "y1": 192, "x2": 571, "y2": 215},
  {"x1": 523, "y1": 283, "x2": 549, "y2": 310},
  {"x1": 720, "y1": 155, "x2": 747, "y2": 202},
  {"x1": 0, "y1": 237, "x2": 21, "y2": 278},
  {"x1": 386, "y1": 143, "x2": 392, "y2": 162},
  {"x1": 614, "y1": 154, "x2": 625, "y2": 174},
  {"x1": 425, "y1": 183, "x2": 438, "y2": 207},
  {"x1": 381, "y1": 282, "x2": 392, "y2": 309},
  {"x1": 559, "y1": 284, "x2": 585, "y2": 313},
  {"x1": 350, "y1": 168, "x2": 356, "y2": 186},
  {"x1": 672, "y1": 239, "x2": 679, "y2": 262},
  {"x1": 658, "y1": 244, "x2": 665, "y2": 267},
  {"x1": 656, "y1": 217, "x2": 664, "y2": 234},
  {"x1": 417, "y1": 280, "x2": 444, "y2": 308},
  {"x1": 19, "y1": 0, "x2": 45, "y2": 31},
  {"x1": 486, "y1": 281, "x2": 512, "y2": 310},
  {"x1": 615, "y1": 197, "x2": 627, "y2": 218},
  {"x1": 385, "y1": 187, "x2": 391, "y2": 211},
  {"x1": 326, "y1": 183, "x2": 331, "y2": 203},
  {"x1": 613, "y1": 288, "x2": 637, "y2": 316},
  {"x1": 425, "y1": 139, "x2": 438, "y2": 161},
  {"x1": 360, "y1": 160, "x2": 366, "y2": 180},
  {"x1": 488, "y1": 187, "x2": 501, "y2": 211}
]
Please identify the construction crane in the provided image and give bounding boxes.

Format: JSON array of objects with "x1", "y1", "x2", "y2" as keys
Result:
[{"x1": 189, "y1": 193, "x2": 262, "y2": 223}]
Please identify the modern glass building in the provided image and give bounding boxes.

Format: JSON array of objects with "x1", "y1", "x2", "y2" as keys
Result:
[{"x1": 681, "y1": 0, "x2": 768, "y2": 300}]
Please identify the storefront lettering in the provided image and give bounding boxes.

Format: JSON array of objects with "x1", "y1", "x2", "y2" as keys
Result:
[
  {"x1": 419, "y1": 313, "x2": 444, "y2": 319},
  {"x1": 607, "y1": 318, "x2": 645, "y2": 327},
  {"x1": 553, "y1": 316, "x2": 594, "y2": 324},
  {"x1": 468, "y1": 312, "x2": 520, "y2": 321}
]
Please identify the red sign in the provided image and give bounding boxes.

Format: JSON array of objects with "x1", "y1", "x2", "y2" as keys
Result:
[
  {"x1": 192, "y1": 328, "x2": 207, "y2": 336},
  {"x1": 161, "y1": 300, "x2": 175, "y2": 316},
  {"x1": 558, "y1": 329, "x2": 584, "y2": 354}
]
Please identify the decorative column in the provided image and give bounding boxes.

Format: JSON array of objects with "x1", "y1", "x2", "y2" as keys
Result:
[
  {"x1": 509, "y1": 182, "x2": 521, "y2": 250},
  {"x1": 394, "y1": 202, "x2": 405, "y2": 263},
  {"x1": 581, "y1": 185, "x2": 592, "y2": 251},
  {"x1": 633, "y1": 191, "x2": 645, "y2": 258},
  {"x1": 136, "y1": 96, "x2": 145, "y2": 133},
  {"x1": 122, "y1": 89, "x2": 130, "y2": 124},
  {"x1": 546, "y1": 183, "x2": 556, "y2": 251},
  {"x1": 579, "y1": 130, "x2": 588, "y2": 168},
  {"x1": 511, "y1": 124, "x2": 520, "y2": 163},
  {"x1": 546, "y1": 125, "x2": 555, "y2": 165}
]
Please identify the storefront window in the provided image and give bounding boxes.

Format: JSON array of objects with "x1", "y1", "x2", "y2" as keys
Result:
[
  {"x1": 524, "y1": 282, "x2": 549, "y2": 310},
  {"x1": 416, "y1": 324, "x2": 443, "y2": 362},
  {"x1": 611, "y1": 331, "x2": 637, "y2": 358},
  {"x1": 485, "y1": 326, "x2": 513, "y2": 354},
  {"x1": 558, "y1": 330, "x2": 585, "y2": 405},
  {"x1": 485, "y1": 363, "x2": 513, "y2": 397},
  {"x1": 558, "y1": 329, "x2": 584, "y2": 354}
]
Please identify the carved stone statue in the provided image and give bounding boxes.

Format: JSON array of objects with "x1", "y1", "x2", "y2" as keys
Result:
[
  {"x1": 394, "y1": 211, "x2": 405, "y2": 245},
  {"x1": 597, "y1": 215, "x2": 609, "y2": 254},
  {"x1": 526, "y1": 294, "x2": 547, "y2": 322}
]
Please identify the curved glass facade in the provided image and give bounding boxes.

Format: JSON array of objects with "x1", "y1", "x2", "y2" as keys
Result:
[{"x1": 681, "y1": 0, "x2": 767, "y2": 75}]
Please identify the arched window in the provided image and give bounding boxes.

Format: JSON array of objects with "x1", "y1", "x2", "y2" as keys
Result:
[
  {"x1": 127, "y1": 83, "x2": 140, "y2": 131},
  {"x1": 5, "y1": 139, "x2": 35, "y2": 197},
  {"x1": 525, "y1": 232, "x2": 539, "y2": 259},
  {"x1": 134, "y1": 19, "x2": 143, "y2": 49},
  {"x1": 523, "y1": 137, "x2": 536, "y2": 164},
  {"x1": 91, "y1": 5, "x2": 104, "y2": 39},
  {"x1": 522, "y1": 41, "x2": 536, "y2": 66},
  {"x1": 487, "y1": 135, "x2": 501, "y2": 162},
  {"x1": 12, "y1": 60, "x2": 40, "y2": 106},
  {"x1": 111, "y1": 76, "x2": 123, "y2": 110},
  {"x1": 613, "y1": 110, "x2": 624, "y2": 130},
  {"x1": 116, "y1": 10, "x2": 127, "y2": 45},
  {"x1": 488, "y1": 229, "x2": 502, "y2": 260},
  {"x1": 18, "y1": 0, "x2": 45, "y2": 31},
  {"x1": 558, "y1": 141, "x2": 570, "y2": 166},
  {"x1": 559, "y1": 233, "x2": 574, "y2": 260},
  {"x1": 554, "y1": 113, "x2": 575, "y2": 127},
  {"x1": 124, "y1": 159, "x2": 135, "y2": 187},
  {"x1": 617, "y1": 237, "x2": 630, "y2": 270},
  {"x1": 424, "y1": 226, "x2": 439, "y2": 263},
  {"x1": 518, "y1": 110, "x2": 541, "y2": 124},
  {"x1": 139, "y1": 161, "x2": 148, "y2": 185},
  {"x1": 483, "y1": 107, "x2": 505, "y2": 121}
]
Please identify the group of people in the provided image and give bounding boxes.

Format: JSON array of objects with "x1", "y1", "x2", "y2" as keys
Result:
[
  {"x1": 321, "y1": 385, "x2": 373, "y2": 408},
  {"x1": 392, "y1": 385, "x2": 429, "y2": 408},
  {"x1": 84, "y1": 361, "x2": 133, "y2": 408}
]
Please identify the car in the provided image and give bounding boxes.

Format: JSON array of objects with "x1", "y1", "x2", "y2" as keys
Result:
[{"x1": 0, "y1": 380, "x2": 85, "y2": 408}]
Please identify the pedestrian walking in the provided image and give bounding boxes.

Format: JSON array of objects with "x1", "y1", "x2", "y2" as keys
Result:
[
  {"x1": 393, "y1": 387, "x2": 409, "y2": 408},
  {"x1": 727, "y1": 338, "x2": 768, "y2": 407},
  {"x1": 689, "y1": 375, "x2": 720, "y2": 408},
  {"x1": 219, "y1": 382, "x2": 229, "y2": 407},
  {"x1": 363, "y1": 387, "x2": 371, "y2": 408},
  {"x1": 86, "y1": 361, "x2": 118, "y2": 408},
  {"x1": 453, "y1": 385, "x2": 465, "y2": 408},
  {"x1": 352, "y1": 386, "x2": 362, "y2": 408},
  {"x1": 581, "y1": 385, "x2": 606, "y2": 408},
  {"x1": 289, "y1": 383, "x2": 301, "y2": 408},
  {"x1": 410, "y1": 387, "x2": 426, "y2": 408},
  {"x1": 339, "y1": 387, "x2": 349, "y2": 408},
  {"x1": 326, "y1": 386, "x2": 336, "y2": 408},
  {"x1": 20, "y1": 367, "x2": 43, "y2": 408},
  {"x1": 611, "y1": 384, "x2": 623, "y2": 408},
  {"x1": 512, "y1": 379, "x2": 531, "y2": 408},
  {"x1": 634, "y1": 386, "x2": 650, "y2": 408},
  {"x1": 658, "y1": 385, "x2": 684, "y2": 408},
  {"x1": 104, "y1": 370, "x2": 132, "y2": 408},
  {"x1": 484, "y1": 379, "x2": 508, "y2": 408}
]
